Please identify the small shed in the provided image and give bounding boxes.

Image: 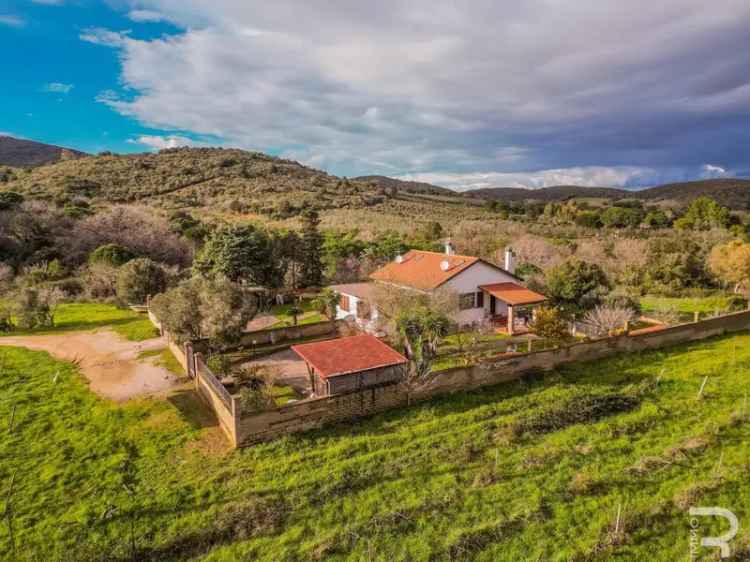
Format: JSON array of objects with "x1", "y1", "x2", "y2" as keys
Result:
[{"x1": 291, "y1": 335, "x2": 408, "y2": 397}]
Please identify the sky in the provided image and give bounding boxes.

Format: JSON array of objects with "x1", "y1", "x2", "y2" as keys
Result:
[{"x1": 2, "y1": 0, "x2": 750, "y2": 190}]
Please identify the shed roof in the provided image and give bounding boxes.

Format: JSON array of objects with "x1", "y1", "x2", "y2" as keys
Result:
[
  {"x1": 480, "y1": 282, "x2": 547, "y2": 306},
  {"x1": 291, "y1": 335, "x2": 408, "y2": 379}
]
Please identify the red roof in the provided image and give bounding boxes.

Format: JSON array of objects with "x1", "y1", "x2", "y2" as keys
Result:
[
  {"x1": 370, "y1": 250, "x2": 481, "y2": 290},
  {"x1": 479, "y1": 282, "x2": 547, "y2": 305},
  {"x1": 291, "y1": 335, "x2": 408, "y2": 378}
]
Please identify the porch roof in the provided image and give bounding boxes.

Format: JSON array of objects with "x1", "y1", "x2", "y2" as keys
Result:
[{"x1": 480, "y1": 282, "x2": 546, "y2": 306}]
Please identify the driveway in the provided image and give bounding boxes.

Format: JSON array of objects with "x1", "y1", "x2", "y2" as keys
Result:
[
  {"x1": 0, "y1": 330, "x2": 185, "y2": 401},
  {"x1": 241, "y1": 348, "x2": 311, "y2": 397}
]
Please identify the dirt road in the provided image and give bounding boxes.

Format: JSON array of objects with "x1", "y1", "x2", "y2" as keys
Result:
[{"x1": 0, "y1": 330, "x2": 185, "y2": 401}]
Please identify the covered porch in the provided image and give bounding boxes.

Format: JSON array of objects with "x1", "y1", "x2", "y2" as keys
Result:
[{"x1": 479, "y1": 282, "x2": 547, "y2": 336}]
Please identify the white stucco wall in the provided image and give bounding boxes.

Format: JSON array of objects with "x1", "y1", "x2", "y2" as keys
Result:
[
  {"x1": 336, "y1": 292, "x2": 380, "y2": 333},
  {"x1": 442, "y1": 262, "x2": 517, "y2": 326}
]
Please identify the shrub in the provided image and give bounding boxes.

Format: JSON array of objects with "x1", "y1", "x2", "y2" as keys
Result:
[
  {"x1": 116, "y1": 258, "x2": 166, "y2": 305},
  {"x1": 13, "y1": 286, "x2": 64, "y2": 329},
  {"x1": 0, "y1": 191, "x2": 24, "y2": 210},
  {"x1": 582, "y1": 305, "x2": 636, "y2": 337},
  {"x1": 88, "y1": 243, "x2": 134, "y2": 267},
  {"x1": 529, "y1": 306, "x2": 570, "y2": 340},
  {"x1": 545, "y1": 259, "x2": 610, "y2": 314}
]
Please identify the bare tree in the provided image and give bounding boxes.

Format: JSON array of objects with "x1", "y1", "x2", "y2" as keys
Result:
[{"x1": 582, "y1": 305, "x2": 636, "y2": 337}]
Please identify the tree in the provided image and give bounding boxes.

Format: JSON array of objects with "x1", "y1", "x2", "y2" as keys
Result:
[
  {"x1": 545, "y1": 259, "x2": 610, "y2": 314},
  {"x1": 529, "y1": 306, "x2": 570, "y2": 341},
  {"x1": 674, "y1": 197, "x2": 730, "y2": 231},
  {"x1": 600, "y1": 206, "x2": 643, "y2": 228},
  {"x1": 0, "y1": 192, "x2": 24, "y2": 211},
  {"x1": 643, "y1": 210, "x2": 670, "y2": 228},
  {"x1": 88, "y1": 243, "x2": 134, "y2": 267},
  {"x1": 396, "y1": 306, "x2": 450, "y2": 402},
  {"x1": 13, "y1": 286, "x2": 64, "y2": 329},
  {"x1": 575, "y1": 210, "x2": 601, "y2": 228},
  {"x1": 150, "y1": 276, "x2": 259, "y2": 349},
  {"x1": 313, "y1": 288, "x2": 340, "y2": 321},
  {"x1": 116, "y1": 258, "x2": 166, "y2": 304},
  {"x1": 582, "y1": 305, "x2": 636, "y2": 337},
  {"x1": 300, "y1": 209, "x2": 324, "y2": 287},
  {"x1": 708, "y1": 240, "x2": 750, "y2": 293},
  {"x1": 194, "y1": 224, "x2": 282, "y2": 287}
]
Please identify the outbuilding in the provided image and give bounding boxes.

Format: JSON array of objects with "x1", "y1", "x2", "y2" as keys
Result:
[{"x1": 291, "y1": 335, "x2": 408, "y2": 397}]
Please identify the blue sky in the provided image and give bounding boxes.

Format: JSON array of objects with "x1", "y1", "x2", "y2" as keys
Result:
[{"x1": 2, "y1": 1, "x2": 750, "y2": 190}]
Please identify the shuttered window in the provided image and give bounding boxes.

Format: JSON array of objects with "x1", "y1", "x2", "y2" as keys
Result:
[{"x1": 339, "y1": 294, "x2": 350, "y2": 312}]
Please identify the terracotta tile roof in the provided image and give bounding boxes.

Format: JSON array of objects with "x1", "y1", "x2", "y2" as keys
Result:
[
  {"x1": 291, "y1": 335, "x2": 408, "y2": 378},
  {"x1": 479, "y1": 282, "x2": 547, "y2": 305},
  {"x1": 369, "y1": 250, "x2": 482, "y2": 290},
  {"x1": 329, "y1": 282, "x2": 376, "y2": 301}
]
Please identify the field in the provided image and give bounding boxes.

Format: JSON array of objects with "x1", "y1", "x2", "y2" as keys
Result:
[
  {"x1": 3, "y1": 302, "x2": 159, "y2": 341},
  {"x1": 1, "y1": 327, "x2": 749, "y2": 560}
]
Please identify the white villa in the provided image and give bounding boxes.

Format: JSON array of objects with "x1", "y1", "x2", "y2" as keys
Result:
[{"x1": 331, "y1": 242, "x2": 546, "y2": 335}]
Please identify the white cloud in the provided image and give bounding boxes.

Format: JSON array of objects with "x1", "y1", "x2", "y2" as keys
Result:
[
  {"x1": 42, "y1": 82, "x2": 74, "y2": 94},
  {"x1": 127, "y1": 10, "x2": 165, "y2": 23},
  {"x1": 700, "y1": 164, "x2": 729, "y2": 179},
  {"x1": 128, "y1": 135, "x2": 208, "y2": 150},
  {"x1": 79, "y1": 28, "x2": 130, "y2": 47},
  {"x1": 0, "y1": 15, "x2": 24, "y2": 27},
  {"x1": 85, "y1": 1, "x2": 750, "y2": 178}
]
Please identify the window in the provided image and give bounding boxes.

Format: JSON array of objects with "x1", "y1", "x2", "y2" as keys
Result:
[
  {"x1": 357, "y1": 300, "x2": 371, "y2": 320},
  {"x1": 339, "y1": 294, "x2": 350, "y2": 312},
  {"x1": 476, "y1": 291, "x2": 484, "y2": 308},
  {"x1": 459, "y1": 293, "x2": 475, "y2": 310}
]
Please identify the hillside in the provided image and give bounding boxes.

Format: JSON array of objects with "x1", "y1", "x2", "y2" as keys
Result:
[
  {"x1": 4, "y1": 321, "x2": 750, "y2": 560},
  {"x1": 354, "y1": 175, "x2": 455, "y2": 196},
  {"x1": 466, "y1": 178, "x2": 750, "y2": 209},
  {"x1": 0, "y1": 135, "x2": 87, "y2": 167},
  {"x1": 465, "y1": 185, "x2": 630, "y2": 202},
  {"x1": 0, "y1": 147, "x2": 493, "y2": 233}
]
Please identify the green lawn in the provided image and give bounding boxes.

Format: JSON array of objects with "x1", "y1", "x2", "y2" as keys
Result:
[
  {"x1": 2, "y1": 332, "x2": 750, "y2": 560},
  {"x1": 641, "y1": 294, "x2": 744, "y2": 315},
  {"x1": 269, "y1": 298, "x2": 326, "y2": 328},
  {"x1": 3, "y1": 302, "x2": 159, "y2": 341}
]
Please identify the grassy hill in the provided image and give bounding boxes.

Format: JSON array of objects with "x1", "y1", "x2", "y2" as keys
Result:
[
  {"x1": 354, "y1": 175, "x2": 455, "y2": 196},
  {"x1": 2, "y1": 327, "x2": 749, "y2": 561},
  {"x1": 465, "y1": 185, "x2": 630, "y2": 202},
  {"x1": 0, "y1": 135, "x2": 87, "y2": 168}
]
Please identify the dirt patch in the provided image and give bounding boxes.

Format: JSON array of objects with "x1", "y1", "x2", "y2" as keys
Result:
[
  {"x1": 0, "y1": 330, "x2": 185, "y2": 401},
  {"x1": 241, "y1": 348, "x2": 311, "y2": 396}
]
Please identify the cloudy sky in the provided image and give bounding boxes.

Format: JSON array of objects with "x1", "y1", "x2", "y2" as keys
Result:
[{"x1": 2, "y1": 1, "x2": 750, "y2": 190}]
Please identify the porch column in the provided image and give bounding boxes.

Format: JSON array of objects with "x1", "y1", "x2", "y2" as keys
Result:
[{"x1": 507, "y1": 305, "x2": 514, "y2": 336}]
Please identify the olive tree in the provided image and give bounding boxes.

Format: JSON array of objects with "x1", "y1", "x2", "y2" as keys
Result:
[{"x1": 116, "y1": 258, "x2": 166, "y2": 305}]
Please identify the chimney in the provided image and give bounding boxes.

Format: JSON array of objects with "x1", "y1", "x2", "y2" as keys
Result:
[
  {"x1": 504, "y1": 247, "x2": 516, "y2": 274},
  {"x1": 444, "y1": 239, "x2": 455, "y2": 256}
]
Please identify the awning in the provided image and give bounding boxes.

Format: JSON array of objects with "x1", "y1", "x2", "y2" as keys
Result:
[{"x1": 479, "y1": 282, "x2": 546, "y2": 306}]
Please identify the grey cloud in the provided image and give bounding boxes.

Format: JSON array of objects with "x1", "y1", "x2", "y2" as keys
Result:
[{"x1": 88, "y1": 0, "x2": 750, "y2": 187}]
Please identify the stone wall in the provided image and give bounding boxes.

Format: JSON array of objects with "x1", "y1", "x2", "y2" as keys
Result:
[
  {"x1": 234, "y1": 309, "x2": 750, "y2": 447},
  {"x1": 237, "y1": 320, "x2": 340, "y2": 347}
]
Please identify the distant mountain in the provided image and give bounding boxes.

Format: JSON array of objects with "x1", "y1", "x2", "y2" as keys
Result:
[
  {"x1": 0, "y1": 135, "x2": 88, "y2": 167},
  {"x1": 354, "y1": 175, "x2": 455, "y2": 196},
  {"x1": 466, "y1": 179, "x2": 750, "y2": 209},
  {"x1": 465, "y1": 185, "x2": 630, "y2": 202}
]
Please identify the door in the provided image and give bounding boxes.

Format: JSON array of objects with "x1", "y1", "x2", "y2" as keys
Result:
[{"x1": 490, "y1": 295, "x2": 496, "y2": 315}]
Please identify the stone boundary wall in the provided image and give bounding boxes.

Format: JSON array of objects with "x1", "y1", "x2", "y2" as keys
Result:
[
  {"x1": 237, "y1": 320, "x2": 341, "y2": 347},
  {"x1": 234, "y1": 309, "x2": 750, "y2": 447}
]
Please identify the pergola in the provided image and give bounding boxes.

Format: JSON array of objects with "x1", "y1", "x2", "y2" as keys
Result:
[{"x1": 479, "y1": 282, "x2": 547, "y2": 335}]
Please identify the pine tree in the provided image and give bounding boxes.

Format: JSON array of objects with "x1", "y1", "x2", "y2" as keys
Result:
[{"x1": 300, "y1": 209, "x2": 324, "y2": 287}]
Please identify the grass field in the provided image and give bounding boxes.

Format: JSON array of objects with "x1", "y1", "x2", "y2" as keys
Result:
[
  {"x1": 2, "y1": 302, "x2": 159, "y2": 341},
  {"x1": 641, "y1": 294, "x2": 744, "y2": 315},
  {"x1": 1, "y1": 330, "x2": 749, "y2": 560}
]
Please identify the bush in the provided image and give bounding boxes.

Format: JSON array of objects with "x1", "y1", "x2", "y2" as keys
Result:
[
  {"x1": 545, "y1": 259, "x2": 610, "y2": 314},
  {"x1": 582, "y1": 305, "x2": 636, "y2": 337},
  {"x1": 116, "y1": 258, "x2": 166, "y2": 305},
  {"x1": 88, "y1": 243, "x2": 134, "y2": 267},
  {"x1": 13, "y1": 286, "x2": 64, "y2": 329},
  {"x1": 529, "y1": 306, "x2": 570, "y2": 340}
]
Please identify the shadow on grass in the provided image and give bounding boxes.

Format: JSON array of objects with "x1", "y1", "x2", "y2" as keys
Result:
[{"x1": 167, "y1": 389, "x2": 219, "y2": 430}]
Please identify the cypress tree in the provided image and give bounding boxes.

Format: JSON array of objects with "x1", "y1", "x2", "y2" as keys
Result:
[{"x1": 300, "y1": 209, "x2": 324, "y2": 287}]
